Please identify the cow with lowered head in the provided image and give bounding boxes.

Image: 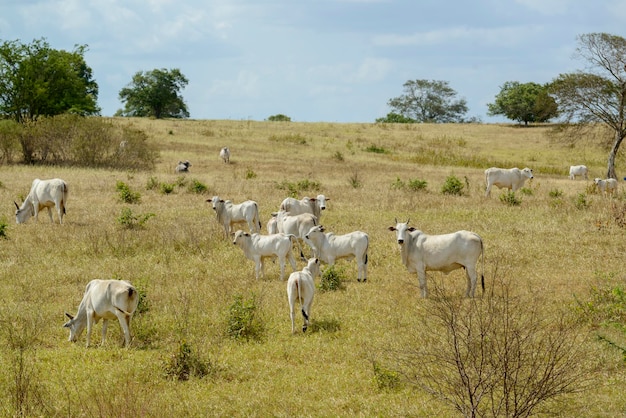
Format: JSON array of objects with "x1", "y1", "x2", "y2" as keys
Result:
[
  {"x1": 15, "y1": 178, "x2": 68, "y2": 224},
  {"x1": 63, "y1": 279, "x2": 139, "y2": 347}
]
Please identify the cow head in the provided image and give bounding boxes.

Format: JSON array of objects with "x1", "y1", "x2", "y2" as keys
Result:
[
  {"x1": 208, "y1": 196, "x2": 224, "y2": 210},
  {"x1": 316, "y1": 195, "x2": 329, "y2": 210},
  {"x1": 232, "y1": 230, "x2": 250, "y2": 246},
  {"x1": 522, "y1": 167, "x2": 534, "y2": 179},
  {"x1": 305, "y1": 224, "x2": 324, "y2": 239},
  {"x1": 14, "y1": 200, "x2": 34, "y2": 224},
  {"x1": 63, "y1": 312, "x2": 82, "y2": 343},
  {"x1": 388, "y1": 219, "x2": 415, "y2": 244}
]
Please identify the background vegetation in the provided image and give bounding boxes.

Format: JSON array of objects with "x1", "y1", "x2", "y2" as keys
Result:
[{"x1": 0, "y1": 118, "x2": 624, "y2": 416}]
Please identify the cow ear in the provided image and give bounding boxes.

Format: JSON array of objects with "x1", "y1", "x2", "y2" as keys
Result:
[
  {"x1": 325, "y1": 197, "x2": 330, "y2": 201},
  {"x1": 408, "y1": 227, "x2": 416, "y2": 231},
  {"x1": 388, "y1": 226, "x2": 396, "y2": 231}
]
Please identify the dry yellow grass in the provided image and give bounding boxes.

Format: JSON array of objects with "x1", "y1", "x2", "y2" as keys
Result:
[{"x1": 0, "y1": 118, "x2": 624, "y2": 416}]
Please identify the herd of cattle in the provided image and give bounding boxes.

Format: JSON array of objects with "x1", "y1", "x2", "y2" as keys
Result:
[{"x1": 11, "y1": 160, "x2": 620, "y2": 344}]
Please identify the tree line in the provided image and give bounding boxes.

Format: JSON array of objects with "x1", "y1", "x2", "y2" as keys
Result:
[{"x1": 0, "y1": 34, "x2": 625, "y2": 177}]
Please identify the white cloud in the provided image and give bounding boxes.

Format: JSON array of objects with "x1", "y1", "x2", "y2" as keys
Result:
[
  {"x1": 353, "y1": 57, "x2": 392, "y2": 83},
  {"x1": 209, "y1": 70, "x2": 260, "y2": 98}
]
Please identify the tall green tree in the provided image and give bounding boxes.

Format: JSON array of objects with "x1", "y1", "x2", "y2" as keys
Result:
[
  {"x1": 386, "y1": 80, "x2": 468, "y2": 123},
  {"x1": 549, "y1": 33, "x2": 626, "y2": 179},
  {"x1": 0, "y1": 38, "x2": 99, "y2": 123},
  {"x1": 488, "y1": 81, "x2": 558, "y2": 125},
  {"x1": 118, "y1": 68, "x2": 189, "y2": 119}
]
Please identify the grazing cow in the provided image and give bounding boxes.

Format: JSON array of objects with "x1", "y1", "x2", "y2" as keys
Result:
[
  {"x1": 15, "y1": 178, "x2": 68, "y2": 224},
  {"x1": 569, "y1": 165, "x2": 588, "y2": 180},
  {"x1": 208, "y1": 196, "x2": 262, "y2": 237},
  {"x1": 233, "y1": 230, "x2": 299, "y2": 280},
  {"x1": 594, "y1": 178, "x2": 618, "y2": 196},
  {"x1": 484, "y1": 167, "x2": 533, "y2": 197},
  {"x1": 63, "y1": 279, "x2": 139, "y2": 347},
  {"x1": 274, "y1": 210, "x2": 318, "y2": 258},
  {"x1": 175, "y1": 160, "x2": 191, "y2": 173},
  {"x1": 305, "y1": 225, "x2": 369, "y2": 282},
  {"x1": 388, "y1": 219, "x2": 484, "y2": 298},
  {"x1": 287, "y1": 258, "x2": 321, "y2": 333},
  {"x1": 267, "y1": 215, "x2": 278, "y2": 235},
  {"x1": 220, "y1": 147, "x2": 231, "y2": 164},
  {"x1": 280, "y1": 195, "x2": 329, "y2": 220}
]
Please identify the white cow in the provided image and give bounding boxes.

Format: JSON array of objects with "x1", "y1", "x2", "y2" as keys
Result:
[
  {"x1": 220, "y1": 147, "x2": 231, "y2": 164},
  {"x1": 484, "y1": 167, "x2": 534, "y2": 197},
  {"x1": 15, "y1": 178, "x2": 68, "y2": 224},
  {"x1": 233, "y1": 230, "x2": 299, "y2": 281},
  {"x1": 267, "y1": 215, "x2": 278, "y2": 235},
  {"x1": 388, "y1": 220, "x2": 484, "y2": 298},
  {"x1": 209, "y1": 196, "x2": 262, "y2": 237},
  {"x1": 287, "y1": 258, "x2": 321, "y2": 334},
  {"x1": 594, "y1": 178, "x2": 618, "y2": 196},
  {"x1": 274, "y1": 210, "x2": 318, "y2": 258},
  {"x1": 280, "y1": 195, "x2": 329, "y2": 220},
  {"x1": 63, "y1": 279, "x2": 139, "y2": 347},
  {"x1": 569, "y1": 165, "x2": 588, "y2": 180},
  {"x1": 305, "y1": 225, "x2": 369, "y2": 282},
  {"x1": 175, "y1": 160, "x2": 191, "y2": 173}
]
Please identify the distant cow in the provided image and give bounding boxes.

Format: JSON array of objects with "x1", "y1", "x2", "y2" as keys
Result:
[
  {"x1": 485, "y1": 167, "x2": 534, "y2": 197},
  {"x1": 267, "y1": 215, "x2": 278, "y2": 235},
  {"x1": 388, "y1": 219, "x2": 484, "y2": 298},
  {"x1": 594, "y1": 178, "x2": 618, "y2": 196},
  {"x1": 15, "y1": 178, "x2": 68, "y2": 224},
  {"x1": 233, "y1": 230, "x2": 299, "y2": 281},
  {"x1": 175, "y1": 160, "x2": 191, "y2": 173},
  {"x1": 274, "y1": 210, "x2": 318, "y2": 258},
  {"x1": 63, "y1": 279, "x2": 139, "y2": 347},
  {"x1": 569, "y1": 165, "x2": 588, "y2": 180},
  {"x1": 220, "y1": 147, "x2": 231, "y2": 164},
  {"x1": 287, "y1": 258, "x2": 321, "y2": 333},
  {"x1": 280, "y1": 195, "x2": 329, "y2": 220},
  {"x1": 209, "y1": 195, "x2": 262, "y2": 237},
  {"x1": 305, "y1": 225, "x2": 369, "y2": 282}
]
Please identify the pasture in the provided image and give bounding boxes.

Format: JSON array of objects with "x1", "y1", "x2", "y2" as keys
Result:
[{"x1": 0, "y1": 118, "x2": 625, "y2": 416}]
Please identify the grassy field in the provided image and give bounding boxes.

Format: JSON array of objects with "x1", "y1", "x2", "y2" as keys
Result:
[{"x1": 0, "y1": 118, "x2": 625, "y2": 417}]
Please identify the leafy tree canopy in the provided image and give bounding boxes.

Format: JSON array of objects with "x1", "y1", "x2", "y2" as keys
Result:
[
  {"x1": 267, "y1": 114, "x2": 291, "y2": 122},
  {"x1": 0, "y1": 38, "x2": 99, "y2": 123},
  {"x1": 386, "y1": 80, "x2": 468, "y2": 123},
  {"x1": 375, "y1": 112, "x2": 416, "y2": 124},
  {"x1": 118, "y1": 68, "x2": 189, "y2": 119},
  {"x1": 549, "y1": 33, "x2": 626, "y2": 179},
  {"x1": 487, "y1": 81, "x2": 558, "y2": 125}
]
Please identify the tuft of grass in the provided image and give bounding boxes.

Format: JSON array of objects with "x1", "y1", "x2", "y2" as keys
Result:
[
  {"x1": 226, "y1": 294, "x2": 264, "y2": 342},
  {"x1": 318, "y1": 264, "x2": 346, "y2": 292},
  {"x1": 116, "y1": 180, "x2": 141, "y2": 204},
  {"x1": 160, "y1": 182, "x2": 175, "y2": 195},
  {"x1": 500, "y1": 190, "x2": 522, "y2": 206},
  {"x1": 365, "y1": 144, "x2": 389, "y2": 154},
  {"x1": 117, "y1": 207, "x2": 155, "y2": 229},
  {"x1": 163, "y1": 340, "x2": 211, "y2": 381},
  {"x1": 187, "y1": 179, "x2": 208, "y2": 194}
]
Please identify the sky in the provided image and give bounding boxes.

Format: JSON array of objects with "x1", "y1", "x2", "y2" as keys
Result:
[{"x1": 1, "y1": 0, "x2": 625, "y2": 123}]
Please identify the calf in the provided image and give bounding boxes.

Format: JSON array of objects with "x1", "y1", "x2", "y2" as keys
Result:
[
  {"x1": 63, "y1": 279, "x2": 139, "y2": 347},
  {"x1": 274, "y1": 210, "x2": 318, "y2": 259},
  {"x1": 305, "y1": 225, "x2": 369, "y2": 282},
  {"x1": 175, "y1": 160, "x2": 191, "y2": 173},
  {"x1": 287, "y1": 258, "x2": 321, "y2": 333},
  {"x1": 388, "y1": 219, "x2": 484, "y2": 298},
  {"x1": 594, "y1": 178, "x2": 618, "y2": 196},
  {"x1": 209, "y1": 195, "x2": 262, "y2": 237},
  {"x1": 233, "y1": 230, "x2": 298, "y2": 280},
  {"x1": 15, "y1": 178, "x2": 68, "y2": 224},
  {"x1": 220, "y1": 147, "x2": 230, "y2": 164}
]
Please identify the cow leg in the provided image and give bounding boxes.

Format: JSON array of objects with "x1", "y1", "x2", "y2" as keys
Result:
[
  {"x1": 287, "y1": 251, "x2": 297, "y2": 272},
  {"x1": 101, "y1": 319, "x2": 109, "y2": 345},
  {"x1": 279, "y1": 256, "x2": 286, "y2": 281},
  {"x1": 417, "y1": 271, "x2": 428, "y2": 298},
  {"x1": 46, "y1": 207, "x2": 54, "y2": 223},
  {"x1": 115, "y1": 311, "x2": 132, "y2": 347},
  {"x1": 254, "y1": 258, "x2": 262, "y2": 280},
  {"x1": 485, "y1": 184, "x2": 491, "y2": 197},
  {"x1": 86, "y1": 314, "x2": 94, "y2": 347},
  {"x1": 465, "y1": 267, "x2": 477, "y2": 298},
  {"x1": 287, "y1": 286, "x2": 297, "y2": 334}
]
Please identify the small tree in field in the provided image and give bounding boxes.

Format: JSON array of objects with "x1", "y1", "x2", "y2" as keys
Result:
[
  {"x1": 488, "y1": 81, "x2": 558, "y2": 125},
  {"x1": 386, "y1": 80, "x2": 468, "y2": 123}
]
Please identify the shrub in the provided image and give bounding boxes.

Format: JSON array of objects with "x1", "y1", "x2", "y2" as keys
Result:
[
  {"x1": 365, "y1": 144, "x2": 389, "y2": 154},
  {"x1": 267, "y1": 114, "x2": 291, "y2": 122},
  {"x1": 391, "y1": 177, "x2": 405, "y2": 190},
  {"x1": 117, "y1": 207, "x2": 155, "y2": 229},
  {"x1": 349, "y1": 171, "x2": 361, "y2": 189},
  {"x1": 159, "y1": 182, "x2": 175, "y2": 195},
  {"x1": 575, "y1": 193, "x2": 589, "y2": 210},
  {"x1": 187, "y1": 179, "x2": 208, "y2": 194},
  {"x1": 318, "y1": 264, "x2": 346, "y2": 292},
  {"x1": 372, "y1": 361, "x2": 401, "y2": 391},
  {"x1": 276, "y1": 179, "x2": 321, "y2": 197},
  {"x1": 116, "y1": 181, "x2": 141, "y2": 204},
  {"x1": 441, "y1": 175, "x2": 464, "y2": 196},
  {"x1": 333, "y1": 151, "x2": 344, "y2": 162},
  {"x1": 146, "y1": 176, "x2": 159, "y2": 190},
  {"x1": 245, "y1": 168, "x2": 257, "y2": 179},
  {"x1": 163, "y1": 340, "x2": 211, "y2": 381},
  {"x1": 549, "y1": 188, "x2": 564, "y2": 198},
  {"x1": 0, "y1": 217, "x2": 9, "y2": 239},
  {"x1": 499, "y1": 190, "x2": 521, "y2": 206},
  {"x1": 407, "y1": 178, "x2": 427, "y2": 191},
  {"x1": 226, "y1": 294, "x2": 264, "y2": 342}
]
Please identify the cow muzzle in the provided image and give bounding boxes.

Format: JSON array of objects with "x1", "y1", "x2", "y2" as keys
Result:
[{"x1": 397, "y1": 239, "x2": 404, "y2": 244}]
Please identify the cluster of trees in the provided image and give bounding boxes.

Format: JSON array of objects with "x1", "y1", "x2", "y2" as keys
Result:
[{"x1": 0, "y1": 34, "x2": 626, "y2": 176}]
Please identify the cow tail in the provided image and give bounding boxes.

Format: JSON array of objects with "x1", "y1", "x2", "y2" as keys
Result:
[
  {"x1": 255, "y1": 202, "x2": 261, "y2": 230},
  {"x1": 364, "y1": 235, "x2": 369, "y2": 265},
  {"x1": 290, "y1": 234, "x2": 306, "y2": 261},
  {"x1": 128, "y1": 287, "x2": 135, "y2": 298},
  {"x1": 480, "y1": 236, "x2": 485, "y2": 294},
  {"x1": 62, "y1": 182, "x2": 69, "y2": 214}
]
